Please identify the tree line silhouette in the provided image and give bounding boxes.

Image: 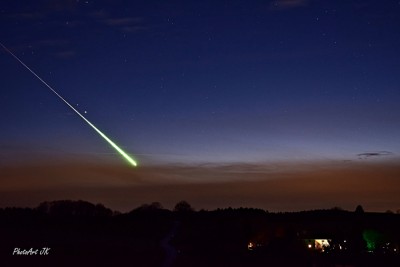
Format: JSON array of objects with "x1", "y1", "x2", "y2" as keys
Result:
[{"x1": 1, "y1": 200, "x2": 399, "y2": 267}]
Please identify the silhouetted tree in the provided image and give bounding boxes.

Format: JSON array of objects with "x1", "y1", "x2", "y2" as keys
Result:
[
  {"x1": 37, "y1": 201, "x2": 51, "y2": 214},
  {"x1": 94, "y1": 203, "x2": 113, "y2": 216},
  {"x1": 355, "y1": 205, "x2": 364, "y2": 214},
  {"x1": 149, "y1": 202, "x2": 163, "y2": 210},
  {"x1": 173, "y1": 200, "x2": 193, "y2": 213},
  {"x1": 132, "y1": 202, "x2": 164, "y2": 213},
  {"x1": 36, "y1": 200, "x2": 112, "y2": 217}
]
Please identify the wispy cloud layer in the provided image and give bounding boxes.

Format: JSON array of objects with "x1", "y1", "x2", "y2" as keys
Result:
[
  {"x1": 270, "y1": 0, "x2": 310, "y2": 10},
  {"x1": 101, "y1": 16, "x2": 147, "y2": 33},
  {"x1": 357, "y1": 151, "x2": 394, "y2": 159},
  {"x1": 1, "y1": 160, "x2": 399, "y2": 212},
  {"x1": 103, "y1": 17, "x2": 143, "y2": 26}
]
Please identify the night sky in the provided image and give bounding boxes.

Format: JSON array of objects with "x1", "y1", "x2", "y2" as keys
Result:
[{"x1": 1, "y1": 0, "x2": 399, "y2": 211}]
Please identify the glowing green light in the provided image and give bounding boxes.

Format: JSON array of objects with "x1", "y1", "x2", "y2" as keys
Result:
[
  {"x1": 57, "y1": 97, "x2": 138, "y2": 167},
  {"x1": 363, "y1": 229, "x2": 382, "y2": 252},
  {"x1": 55, "y1": 94, "x2": 138, "y2": 167},
  {"x1": 80, "y1": 117, "x2": 138, "y2": 167}
]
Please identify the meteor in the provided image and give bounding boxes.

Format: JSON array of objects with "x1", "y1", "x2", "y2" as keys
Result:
[{"x1": 0, "y1": 42, "x2": 137, "y2": 167}]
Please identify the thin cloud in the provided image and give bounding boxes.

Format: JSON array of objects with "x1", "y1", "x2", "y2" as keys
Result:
[
  {"x1": 52, "y1": 50, "x2": 76, "y2": 59},
  {"x1": 270, "y1": 0, "x2": 310, "y2": 10},
  {"x1": 1, "y1": 160, "x2": 400, "y2": 212},
  {"x1": 6, "y1": 12, "x2": 45, "y2": 20},
  {"x1": 5, "y1": 0, "x2": 79, "y2": 20},
  {"x1": 101, "y1": 16, "x2": 147, "y2": 33},
  {"x1": 357, "y1": 151, "x2": 394, "y2": 159},
  {"x1": 42, "y1": 0, "x2": 80, "y2": 12},
  {"x1": 90, "y1": 10, "x2": 109, "y2": 19},
  {"x1": 103, "y1": 17, "x2": 143, "y2": 26},
  {"x1": 34, "y1": 39, "x2": 70, "y2": 47},
  {"x1": 121, "y1": 26, "x2": 148, "y2": 33}
]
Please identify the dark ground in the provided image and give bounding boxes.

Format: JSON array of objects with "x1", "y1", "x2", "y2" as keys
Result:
[{"x1": 1, "y1": 200, "x2": 399, "y2": 267}]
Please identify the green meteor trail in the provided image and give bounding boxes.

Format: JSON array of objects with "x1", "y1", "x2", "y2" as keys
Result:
[{"x1": 0, "y1": 42, "x2": 137, "y2": 167}]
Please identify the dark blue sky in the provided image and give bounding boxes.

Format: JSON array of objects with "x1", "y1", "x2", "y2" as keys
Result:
[{"x1": 1, "y1": 0, "x2": 400, "y2": 165}]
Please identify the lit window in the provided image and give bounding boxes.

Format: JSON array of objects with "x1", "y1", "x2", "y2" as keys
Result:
[{"x1": 247, "y1": 242, "x2": 255, "y2": 250}]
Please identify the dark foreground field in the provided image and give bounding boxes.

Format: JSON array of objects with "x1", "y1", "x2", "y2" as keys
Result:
[{"x1": 1, "y1": 200, "x2": 399, "y2": 267}]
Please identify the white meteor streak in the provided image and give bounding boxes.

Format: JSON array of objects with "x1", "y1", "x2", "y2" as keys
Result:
[{"x1": 0, "y1": 42, "x2": 137, "y2": 167}]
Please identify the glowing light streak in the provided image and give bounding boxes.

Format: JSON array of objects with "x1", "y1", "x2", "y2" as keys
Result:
[{"x1": 0, "y1": 42, "x2": 137, "y2": 167}]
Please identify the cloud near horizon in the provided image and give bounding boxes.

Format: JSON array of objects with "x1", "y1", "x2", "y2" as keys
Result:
[
  {"x1": 357, "y1": 151, "x2": 394, "y2": 159},
  {"x1": 0, "y1": 160, "x2": 399, "y2": 213}
]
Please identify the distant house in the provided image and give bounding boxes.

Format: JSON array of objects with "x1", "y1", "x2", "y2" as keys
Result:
[
  {"x1": 247, "y1": 241, "x2": 255, "y2": 250},
  {"x1": 247, "y1": 241, "x2": 264, "y2": 251},
  {"x1": 303, "y1": 238, "x2": 331, "y2": 252}
]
